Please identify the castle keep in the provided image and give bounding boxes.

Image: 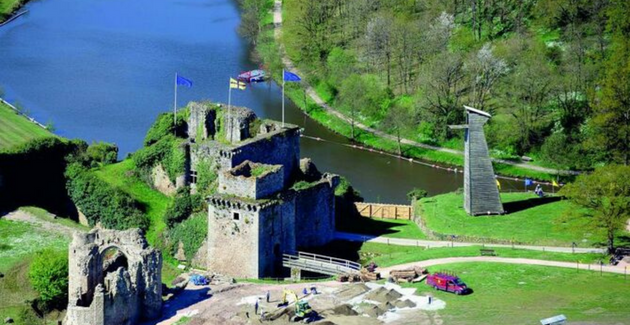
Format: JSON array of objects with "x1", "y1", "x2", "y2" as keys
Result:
[{"x1": 186, "y1": 102, "x2": 339, "y2": 279}]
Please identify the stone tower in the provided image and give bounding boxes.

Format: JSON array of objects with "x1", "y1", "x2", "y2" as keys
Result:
[{"x1": 461, "y1": 106, "x2": 503, "y2": 215}]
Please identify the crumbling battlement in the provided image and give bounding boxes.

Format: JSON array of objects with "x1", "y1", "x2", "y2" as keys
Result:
[
  {"x1": 218, "y1": 161, "x2": 284, "y2": 200},
  {"x1": 65, "y1": 229, "x2": 162, "y2": 325}
]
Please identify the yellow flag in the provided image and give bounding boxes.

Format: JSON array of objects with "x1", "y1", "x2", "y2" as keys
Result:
[
  {"x1": 552, "y1": 179, "x2": 559, "y2": 187},
  {"x1": 230, "y1": 78, "x2": 246, "y2": 90},
  {"x1": 496, "y1": 179, "x2": 501, "y2": 190}
]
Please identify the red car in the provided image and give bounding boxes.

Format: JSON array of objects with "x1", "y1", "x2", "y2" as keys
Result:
[{"x1": 426, "y1": 273, "x2": 470, "y2": 295}]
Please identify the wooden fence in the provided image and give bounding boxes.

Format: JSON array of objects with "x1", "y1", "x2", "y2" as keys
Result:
[{"x1": 354, "y1": 202, "x2": 414, "y2": 220}]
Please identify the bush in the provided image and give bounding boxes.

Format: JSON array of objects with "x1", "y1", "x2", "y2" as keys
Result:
[
  {"x1": 144, "y1": 111, "x2": 188, "y2": 146},
  {"x1": 168, "y1": 212, "x2": 208, "y2": 262},
  {"x1": 86, "y1": 141, "x2": 118, "y2": 166},
  {"x1": 133, "y1": 135, "x2": 186, "y2": 184},
  {"x1": 407, "y1": 188, "x2": 428, "y2": 202},
  {"x1": 66, "y1": 165, "x2": 149, "y2": 230},
  {"x1": 28, "y1": 249, "x2": 68, "y2": 311},
  {"x1": 165, "y1": 189, "x2": 194, "y2": 227}
]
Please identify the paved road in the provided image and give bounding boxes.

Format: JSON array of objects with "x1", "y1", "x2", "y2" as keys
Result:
[
  {"x1": 334, "y1": 231, "x2": 606, "y2": 254},
  {"x1": 271, "y1": 1, "x2": 577, "y2": 176},
  {"x1": 378, "y1": 256, "x2": 627, "y2": 278}
]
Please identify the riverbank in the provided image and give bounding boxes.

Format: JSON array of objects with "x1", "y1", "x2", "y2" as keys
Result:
[
  {"x1": 0, "y1": 0, "x2": 27, "y2": 23},
  {"x1": 251, "y1": 0, "x2": 573, "y2": 182}
]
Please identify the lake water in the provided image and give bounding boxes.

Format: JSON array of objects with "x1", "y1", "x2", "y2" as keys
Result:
[{"x1": 0, "y1": 0, "x2": 474, "y2": 203}]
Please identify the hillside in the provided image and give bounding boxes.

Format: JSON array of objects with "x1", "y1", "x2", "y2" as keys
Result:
[{"x1": 241, "y1": 0, "x2": 630, "y2": 173}]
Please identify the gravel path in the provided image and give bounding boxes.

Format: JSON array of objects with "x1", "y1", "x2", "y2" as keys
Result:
[
  {"x1": 271, "y1": 0, "x2": 578, "y2": 176},
  {"x1": 3, "y1": 210, "x2": 82, "y2": 237},
  {"x1": 335, "y1": 231, "x2": 606, "y2": 254},
  {"x1": 378, "y1": 256, "x2": 627, "y2": 278}
]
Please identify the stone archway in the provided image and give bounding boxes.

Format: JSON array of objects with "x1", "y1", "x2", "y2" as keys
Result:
[{"x1": 66, "y1": 229, "x2": 162, "y2": 325}]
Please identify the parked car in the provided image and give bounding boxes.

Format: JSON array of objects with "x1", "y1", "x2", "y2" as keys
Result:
[{"x1": 426, "y1": 272, "x2": 470, "y2": 295}]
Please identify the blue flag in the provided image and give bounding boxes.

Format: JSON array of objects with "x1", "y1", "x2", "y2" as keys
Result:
[
  {"x1": 176, "y1": 74, "x2": 193, "y2": 87},
  {"x1": 524, "y1": 178, "x2": 533, "y2": 186},
  {"x1": 283, "y1": 70, "x2": 301, "y2": 82}
]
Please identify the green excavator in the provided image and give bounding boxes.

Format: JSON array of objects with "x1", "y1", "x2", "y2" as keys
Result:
[{"x1": 291, "y1": 300, "x2": 316, "y2": 323}]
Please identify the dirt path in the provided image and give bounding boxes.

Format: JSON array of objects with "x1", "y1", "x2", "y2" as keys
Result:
[
  {"x1": 335, "y1": 231, "x2": 606, "y2": 254},
  {"x1": 3, "y1": 210, "x2": 82, "y2": 237},
  {"x1": 271, "y1": 0, "x2": 577, "y2": 176},
  {"x1": 378, "y1": 256, "x2": 627, "y2": 277}
]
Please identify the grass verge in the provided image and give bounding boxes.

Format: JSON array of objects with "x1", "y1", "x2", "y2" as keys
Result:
[
  {"x1": 338, "y1": 217, "x2": 427, "y2": 240},
  {"x1": 359, "y1": 242, "x2": 606, "y2": 268},
  {"x1": 403, "y1": 263, "x2": 630, "y2": 324}
]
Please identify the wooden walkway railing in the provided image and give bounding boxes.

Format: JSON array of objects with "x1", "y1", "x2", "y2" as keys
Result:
[
  {"x1": 282, "y1": 251, "x2": 361, "y2": 276},
  {"x1": 354, "y1": 202, "x2": 413, "y2": 220}
]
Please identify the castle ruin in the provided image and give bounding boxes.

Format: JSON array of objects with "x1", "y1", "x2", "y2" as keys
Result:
[
  {"x1": 186, "y1": 102, "x2": 339, "y2": 279},
  {"x1": 65, "y1": 229, "x2": 162, "y2": 325}
]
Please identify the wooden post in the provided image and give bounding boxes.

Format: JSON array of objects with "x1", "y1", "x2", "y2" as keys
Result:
[
  {"x1": 395, "y1": 206, "x2": 398, "y2": 220},
  {"x1": 369, "y1": 204, "x2": 372, "y2": 218}
]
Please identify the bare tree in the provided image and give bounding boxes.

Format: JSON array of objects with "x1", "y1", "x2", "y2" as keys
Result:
[
  {"x1": 467, "y1": 44, "x2": 508, "y2": 112},
  {"x1": 364, "y1": 15, "x2": 394, "y2": 87}
]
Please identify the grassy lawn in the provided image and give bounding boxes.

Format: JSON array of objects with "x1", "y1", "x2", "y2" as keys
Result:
[
  {"x1": 94, "y1": 159, "x2": 172, "y2": 245},
  {"x1": 358, "y1": 242, "x2": 606, "y2": 268},
  {"x1": 418, "y1": 192, "x2": 612, "y2": 247},
  {"x1": 0, "y1": 102, "x2": 52, "y2": 150},
  {"x1": 403, "y1": 263, "x2": 630, "y2": 324},
  {"x1": 0, "y1": 219, "x2": 68, "y2": 272},
  {"x1": 338, "y1": 217, "x2": 427, "y2": 239},
  {"x1": 0, "y1": 218, "x2": 70, "y2": 323}
]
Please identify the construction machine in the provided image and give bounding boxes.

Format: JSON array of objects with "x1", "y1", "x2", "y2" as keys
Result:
[
  {"x1": 291, "y1": 300, "x2": 316, "y2": 323},
  {"x1": 278, "y1": 289, "x2": 298, "y2": 307}
]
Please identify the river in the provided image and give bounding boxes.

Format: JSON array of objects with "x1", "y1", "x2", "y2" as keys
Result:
[{"x1": 0, "y1": 0, "x2": 473, "y2": 203}]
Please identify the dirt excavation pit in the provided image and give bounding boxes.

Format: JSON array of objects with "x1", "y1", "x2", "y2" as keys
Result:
[{"x1": 204, "y1": 282, "x2": 446, "y2": 324}]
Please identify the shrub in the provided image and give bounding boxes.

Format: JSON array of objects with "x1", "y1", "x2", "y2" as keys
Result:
[
  {"x1": 195, "y1": 158, "x2": 218, "y2": 196},
  {"x1": 144, "y1": 111, "x2": 188, "y2": 146},
  {"x1": 66, "y1": 166, "x2": 149, "y2": 230},
  {"x1": 133, "y1": 135, "x2": 186, "y2": 184},
  {"x1": 28, "y1": 249, "x2": 68, "y2": 311},
  {"x1": 164, "y1": 189, "x2": 193, "y2": 227},
  {"x1": 86, "y1": 142, "x2": 118, "y2": 166},
  {"x1": 168, "y1": 212, "x2": 208, "y2": 262},
  {"x1": 407, "y1": 188, "x2": 428, "y2": 202}
]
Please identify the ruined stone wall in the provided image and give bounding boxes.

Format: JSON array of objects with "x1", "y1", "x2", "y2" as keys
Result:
[
  {"x1": 293, "y1": 174, "x2": 339, "y2": 248},
  {"x1": 229, "y1": 127, "x2": 301, "y2": 187},
  {"x1": 224, "y1": 106, "x2": 256, "y2": 143},
  {"x1": 257, "y1": 201, "x2": 296, "y2": 276},
  {"x1": 207, "y1": 198, "x2": 260, "y2": 278},
  {"x1": 188, "y1": 102, "x2": 218, "y2": 142},
  {"x1": 218, "y1": 162, "x2": 284, "y2": 200},
  {"x1": 66, "y1": 229, "x2": 162, "y2": 325}
]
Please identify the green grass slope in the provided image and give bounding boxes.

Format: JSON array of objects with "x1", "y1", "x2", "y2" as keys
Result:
[
  {"x1": 0, "y1": 102, "x2": 52, "y2": 150},
  {"x1": 94, "y1": 159, "x2": 171, "y2": 245}
]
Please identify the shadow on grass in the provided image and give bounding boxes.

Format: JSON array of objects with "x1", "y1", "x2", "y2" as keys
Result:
[
  {"x1": 336, "y1": 216, "x2": 405, "y2": 237},
  {"x1": 502, "y1": 196, "x2": 562, "y2": 214},
  {"x1": 299, "y1": 240, "x2": 363, "y2": 263}
]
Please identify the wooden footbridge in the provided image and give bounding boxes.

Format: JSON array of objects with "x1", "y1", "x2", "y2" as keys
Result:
[{"x1": 282, "y1": 251, "x2": 361, "y2": 276}]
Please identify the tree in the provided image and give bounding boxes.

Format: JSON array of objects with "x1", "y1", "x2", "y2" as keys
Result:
[
  {"x1": 381, "y1": 103, "x2": 413, "y2": 156},
  {"x1": 29, "y1": 249, "x2": 69, "y2": 310},
  {"x1": 560, "y1": 165, "x2": 630, "y2": 254},
  {"x1": 364, "y1": 14, "x2": 394, "y2": 87},
  {"x1": 467, "y1": 44, "x2": 508, "y2": 112},
  {"x1": 237, "y1": 0, "x2": 270, "y2": 44},
  {"x1": 502, "y1": 48, "x2": 553, "y2": 153},
  {"x1": 416, "y1": 52, "x2": 467, "y2": 140},
  {"x1": 589, "y1": 0, "x2": 630, "y2": 165},
  {"x1": 338, "y1": 74, "x2": 387, "y2": 139},
  {"x1": 407, "y1": 188, "x2": 428, "y2": 202}
]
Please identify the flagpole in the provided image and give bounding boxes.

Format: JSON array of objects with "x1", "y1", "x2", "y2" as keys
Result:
[
  {"x1": 282, "y1": 69, "x2": 285, "y2": 128},
  {"x1": 228, "y1": 81, "x2": 232, "y2": 142},
  {"x1": 174, "y1": 73, "x2": 178, "y2": 136}
]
